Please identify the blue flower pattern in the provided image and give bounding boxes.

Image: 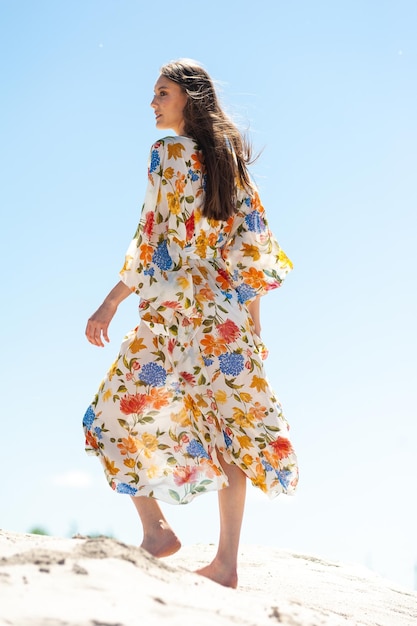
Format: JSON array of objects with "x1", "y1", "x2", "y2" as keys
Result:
[
  {"x1": 218, "y1": 352, "x2": 245, "y2": 376},
  {"x1": 236, "y1": 284, "x2": 257, "y2": 303},
  {"x1": 245, "y1": 210, "x2": 265, "y2": 233},
  {"x1": 186, "y1": 439, "x2": 210, "y2": 459},
  {"x1": 152, "y1": 240, "x2": 173, "y2": 270},
  {"x1": 276, "y1": 470, "x2": 292, "y2": 489},
  {"x1": 117, "y1": 483, "x2": 138, "y2": 495},
  {"x1": 139, "y1": 362, "x2": 167, "y2": 387},
  {"x1": 149, "y1": 149, "x2": 160, "y2": 173},
  {"x1": 83, "y1": 406, "x2": 95, "y2": 429}
]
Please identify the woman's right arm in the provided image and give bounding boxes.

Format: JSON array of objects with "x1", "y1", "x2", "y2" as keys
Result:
[{"x1": 85, "y1": 280, "x2": 132, "y2": 347}]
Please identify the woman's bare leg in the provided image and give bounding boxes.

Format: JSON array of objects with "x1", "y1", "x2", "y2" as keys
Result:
[
  {"x1": 131, "y1": 496, "x2": 181, "y2": 557},
  {"x1": 196, "y1": 452, "x2": 246, "y2": 588}
]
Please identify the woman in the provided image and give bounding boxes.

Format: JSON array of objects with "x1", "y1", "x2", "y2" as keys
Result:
[{"x1": 84, "y1": 59, "x2": 298, "y2": 588}]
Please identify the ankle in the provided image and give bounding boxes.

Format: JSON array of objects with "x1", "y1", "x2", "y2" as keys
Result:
[
  {"x1": 196, "y1": 559, "x2": 238, "y2": 588},
  {"x1": 215, "y1": 551, "x2": 238, "y2": 571},
  {"x1": 140, "y1": 526, "x2": 181, "y2": 558}
]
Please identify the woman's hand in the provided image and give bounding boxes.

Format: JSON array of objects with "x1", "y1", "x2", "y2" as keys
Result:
[
  {"x1": 85, "y1": 300, "x2": 117, "y2": 347},
  {"x1": 85, "y1": 281, "x2": 133, "y2": 347}
]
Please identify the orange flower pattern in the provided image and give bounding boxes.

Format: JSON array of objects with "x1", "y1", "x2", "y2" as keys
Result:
[{"x1": 83, "y1": 136, "x2": 298, "y2": 503}]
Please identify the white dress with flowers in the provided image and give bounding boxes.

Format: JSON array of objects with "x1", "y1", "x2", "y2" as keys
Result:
[{"x1": 83, "y1": 136, "x2": 298, "y2": 504}]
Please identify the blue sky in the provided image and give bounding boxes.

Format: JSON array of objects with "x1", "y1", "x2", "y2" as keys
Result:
[{"x1": 1, "y1": 0, "x2": 416, "y2": 589}]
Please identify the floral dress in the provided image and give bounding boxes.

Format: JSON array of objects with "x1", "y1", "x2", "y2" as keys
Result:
[{"x1": 83, "y1": 136, "x2": 298, "y2": 504}]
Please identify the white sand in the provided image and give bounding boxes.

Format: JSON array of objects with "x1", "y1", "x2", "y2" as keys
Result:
[{"x1": 0, "y1": 530, "x2": 416, "y2": 626}]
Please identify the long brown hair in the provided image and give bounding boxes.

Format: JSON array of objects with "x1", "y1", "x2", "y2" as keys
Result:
[{"x1": 160, "y1": 59, "x2": 254, "y2": 221}]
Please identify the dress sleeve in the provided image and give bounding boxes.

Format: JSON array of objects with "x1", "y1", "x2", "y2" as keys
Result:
[
  {"x1": 221, "y1": 189, "x2": 293, "y2": 304},
  {"x1": 119, "y1": 138, "x2": 201, "y2": 323}
]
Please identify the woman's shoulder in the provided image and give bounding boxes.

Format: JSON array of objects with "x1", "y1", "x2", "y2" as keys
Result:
[
  {"x1": 149, "y1": 135, "x2": 198, "y2": 156},
  {"x1": 147, "y1": 136, "x2": 200, "y2": 176}
]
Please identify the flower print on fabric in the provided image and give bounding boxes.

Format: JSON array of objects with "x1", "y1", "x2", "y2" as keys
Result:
[
  {"x1": 236, "y1": 284, "x2": 257, "y2": 304},
  {"x1": 84, "y1": 136, "x2": 298, "y2": 504},
  {"x1": 120, "y1": 393, "x2": 148, "y2": 415},
  {"x1": 218, "y1": 352, "x2": 245, "y2": 377},
  {"x1": 139, "y1": 362, "x2": 167, "y2": 387},
  {"x1": 143, "y1": 212, "x2": 155, "y2": 238},
  {"x1": 223, "y1": 430, "x2": 233, "y2": 449},
  {"x1": 188, "y1": 168, "x2": 199, "y2": 182},
  {"x1": 116, "y1": 483, "x2": 138, "y2": 495},
  {"x1": 276, "y1": 470, "x2": 292, "y2": 490},
  {"x1": 245, "y1": 211, "x2": 265, "y2": 233},
  {"x1": 217, "y1": 319, "x2": 240, "y2": 343},
  {"x1": 83, "y1": 406, "x2": 95, "y2": 429},
  {"x1": 186, "y1": 439, "x2": 210, "y2": 459},
  {"x1": 149, "y1": 148, "x2": 161, "y2": 173},
  {"x1": 152, "y1": 240, "x2": 173, "y2": 271}
]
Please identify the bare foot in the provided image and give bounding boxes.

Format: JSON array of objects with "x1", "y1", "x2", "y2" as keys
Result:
[
  {"x1": 196, "y1": 560, "x2": 238, "y2": 589},
  {"x1": 141, "y1": 520, "x2": 181, "y2": 558}
]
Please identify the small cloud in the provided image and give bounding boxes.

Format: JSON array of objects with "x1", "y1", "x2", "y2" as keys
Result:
[
  {"x1": 398, "y1": 50, "x2": 403, "y2": 55},
  {"x1": 99, "y1": 43, "x2": 104, "y2": 48},
  {"x1": 52, "y1": 470, "x2": 94, "y2": 488}
]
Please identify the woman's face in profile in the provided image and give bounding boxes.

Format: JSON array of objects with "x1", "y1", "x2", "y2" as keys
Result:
[{"x1": 151, "y1": 75, "x2": 188, "y2": 135}]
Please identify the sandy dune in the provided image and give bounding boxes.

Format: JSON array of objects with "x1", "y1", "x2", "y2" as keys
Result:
[{"x1": 0, "y1": 530, "x2": 416, "y2": 625}]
